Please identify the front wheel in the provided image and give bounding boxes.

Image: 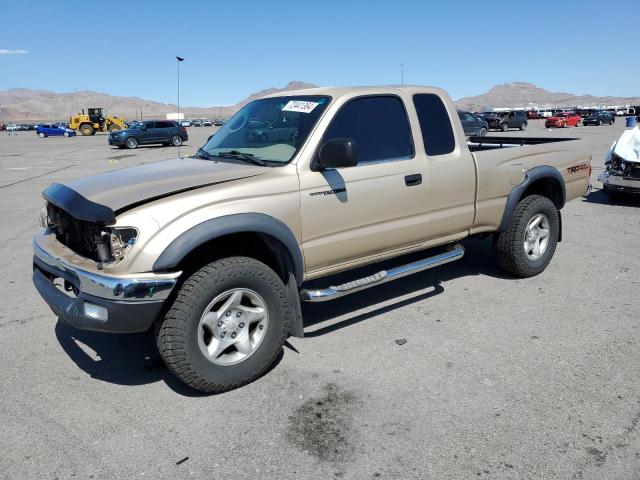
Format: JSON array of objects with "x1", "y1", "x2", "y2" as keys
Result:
[
  {"x1": 125, "y1": 136, "x2": 138, "y2": 149},
  {"x1": 520, "y1": 122, "x2": 528, "y2": 131},
  {"x1": 80, "y1": 124, "x2": 94, "y2": 136},
  {"x1": 501, "y1": 123, "x2": 509, "y2": 132},
  {"x1": 493, "y1": 195, "x2": 559, "y2": 278},
  {"x1": 170, "y1": 134, "x2": 183, "y2": 146},
  {"x1": 478, "y1": 127, "x2": 487, "y2": 137},
  {"x1": 156, "y1": 256, "x2": 291, "y2": 393},
  {"x1": 38, "y1": 132, "x2": 45, "y2": 138},
  {"x1": 64, "y1": 131, "x2": 70, "y2": 137}
]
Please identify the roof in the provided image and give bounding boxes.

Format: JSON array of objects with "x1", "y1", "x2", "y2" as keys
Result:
[{"x1": 262, "y1": 85, "x2": 449, "y2": 100}]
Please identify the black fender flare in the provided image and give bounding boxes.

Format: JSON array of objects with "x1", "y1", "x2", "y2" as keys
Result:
[
  {"x1": 153, "y1": 213, "x2": 304, "y2": 286},
  {"x1": 498, "y1": 165, "x2": 566, "y2": 232}
]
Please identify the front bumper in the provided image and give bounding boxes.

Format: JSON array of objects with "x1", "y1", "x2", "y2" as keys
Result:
[
  {"x1": 108, "y1": 136, "x2": 126, "y2": 145},
  {"x1": 32, "y1": 237, "x2": 181, "y2": 333},
  {"x1": 598, "y1": 172, "x2": 640, "y2": 193}
]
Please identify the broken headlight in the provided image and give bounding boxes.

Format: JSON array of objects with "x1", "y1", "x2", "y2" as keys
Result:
[{"x1": 108, "y1": 227, "x2": 138, "y2": 263}]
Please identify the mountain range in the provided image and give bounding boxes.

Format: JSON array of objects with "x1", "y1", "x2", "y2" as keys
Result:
[{"x1": 1, "y1": 81, "x2": 639, "y2": 121}]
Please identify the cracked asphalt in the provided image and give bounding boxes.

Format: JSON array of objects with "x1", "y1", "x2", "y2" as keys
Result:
[{"x1": 1, "y1": 120, "x2": 639, "y2": 479}]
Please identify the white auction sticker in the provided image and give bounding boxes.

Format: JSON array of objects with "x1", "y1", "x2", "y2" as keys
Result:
[{"x1": 282, "y1": 100, "x2": 319, "y2": 114}]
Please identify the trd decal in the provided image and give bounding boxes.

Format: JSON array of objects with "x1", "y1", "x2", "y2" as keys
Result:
[
  {"x1": 567, "y1": 164, "x2": 589, "y2": 174},
  {"x1": 310, "y1": 187, "x2": 346, "y2": 197}
]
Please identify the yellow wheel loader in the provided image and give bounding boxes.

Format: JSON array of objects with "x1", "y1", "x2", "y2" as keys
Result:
[{"x1": 69, "y1": 108, "x2": 126, "y2": 136}]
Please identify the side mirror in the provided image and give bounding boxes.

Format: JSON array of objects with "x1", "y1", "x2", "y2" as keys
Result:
[
  {"x1": 140, "y1": 125, "x2": 147, "y2": 131},
  {"x1": 316, "y1": 138, "x2": 358, "y2": 170}
]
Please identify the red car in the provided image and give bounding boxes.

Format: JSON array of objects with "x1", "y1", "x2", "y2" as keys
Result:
[
  {"x1": 526, "y1": 110, "x2": 540, "y2": 119},
  {"x1": 545, "y1": 112, "x2": 581, "y2": 128}
]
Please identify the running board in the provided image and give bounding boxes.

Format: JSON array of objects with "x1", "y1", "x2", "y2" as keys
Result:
[{"x1": 300, "y1": 244, "x2": 465, "y2": 302}]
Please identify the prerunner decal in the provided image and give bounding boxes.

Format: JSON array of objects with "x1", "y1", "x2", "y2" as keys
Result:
[{"x1": 282, "y1": 100, "x2": 319, "y2": 114}]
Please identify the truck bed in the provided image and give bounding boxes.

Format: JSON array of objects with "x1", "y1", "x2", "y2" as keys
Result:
[{"x1": 467, "y1": 136, "x2": 579, "y2": 152}]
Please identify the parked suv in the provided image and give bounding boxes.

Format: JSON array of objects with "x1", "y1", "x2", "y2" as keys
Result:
[
  {"x1": 108, "y1": 120, "x2": 188, "y2": 149},
  {"x1": 480, "y1": 111, "x2": 528, "y2": 131},
  {"x1": 582, "y1": 110, "x2": 615, "y2": 126},
  {"x1": 457, "y1": 110, "x2": 488, "y2": 136}
]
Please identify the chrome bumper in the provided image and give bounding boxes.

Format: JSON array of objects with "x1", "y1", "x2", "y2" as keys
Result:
[
  {"x1": 598, "y1": 172, "x2": 640, "y2": 190},
  {"x1": 33, "y1": 237, "x2": 180, "y2": 302}
]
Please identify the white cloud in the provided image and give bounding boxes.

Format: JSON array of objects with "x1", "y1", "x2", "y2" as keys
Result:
[{"x1": 0, "y1": 49, "x2": 28, "y2": 56}]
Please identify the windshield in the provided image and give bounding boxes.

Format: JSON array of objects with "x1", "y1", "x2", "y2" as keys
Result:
[
  {"x1": 200, "y1": 95, "x2": 330, "y2": 164},
  {"x1": 130, "y1": 123, "x2": 144, "y2": 130}
]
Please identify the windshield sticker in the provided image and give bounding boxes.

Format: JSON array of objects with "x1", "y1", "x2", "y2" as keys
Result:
[{"x1": 282, "y1": 100, "x2": 319, "y2": 114}]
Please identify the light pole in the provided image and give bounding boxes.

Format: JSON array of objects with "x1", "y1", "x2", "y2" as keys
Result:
[
  {"x1": 400, "y1": 64, "x2": 404, "y2": 85},
  {"x1": 176, "y1": 56, "x2": 184, "y2": 157}
]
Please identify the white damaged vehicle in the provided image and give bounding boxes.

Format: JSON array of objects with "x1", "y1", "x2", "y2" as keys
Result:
[{"x1": 599, "y1": 122, "x2": 640, "y2": 196}]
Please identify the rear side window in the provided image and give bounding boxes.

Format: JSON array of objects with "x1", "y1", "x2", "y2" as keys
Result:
[
  {"x1": 413, "y1": 94, "x2": 455, "y2": 156},
  {"x1": 157, "y1": 122, "x2": 173, "y2": 128},
  {"x1": 145, "y1": 122, "x2": 156, "y2": 129},
  {"x1": 323, "y1": 96, "x2": 413, "y2": 164}
]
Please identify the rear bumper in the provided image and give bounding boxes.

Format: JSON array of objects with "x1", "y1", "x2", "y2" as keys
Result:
[
  {"x1": 32, "y1": 237, "x2": 181, "y2": 333},
  {"x1": 598, "y1": 172, "x2": 640, "y2": 193}
]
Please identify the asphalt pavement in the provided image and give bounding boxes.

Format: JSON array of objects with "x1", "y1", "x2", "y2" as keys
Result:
[{"x1": 1, "y1": 120, "x2": 639, "y2": 479}]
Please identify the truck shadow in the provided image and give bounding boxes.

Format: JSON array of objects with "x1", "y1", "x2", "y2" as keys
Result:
[
  {"x1": 53, "y1": 237, "x2": 504, "y2": 393},
  {"x1": 54, "y1": 320, "x2": 283, "y2": 396},
  {"x1": 302, "y1": 236, "x2": 509, "y2": 336}
]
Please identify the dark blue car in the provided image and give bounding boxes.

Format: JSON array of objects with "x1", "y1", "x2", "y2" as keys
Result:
[
  {"x1": 108, "y1": 120, "x2": 188, "y2": 149},
  {"x1": 36, "y1": 123, "x2": 76, "y2": 138}
]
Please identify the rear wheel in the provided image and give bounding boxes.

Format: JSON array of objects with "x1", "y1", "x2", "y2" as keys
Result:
[
  {"x1": 501, "y1": 123, "x2": 509, "y2": 132},
  {"x1": 79, "y1": 124, "x2": 94, "y2": 136},
  {"x1": 108, "y1": 124, "x2": 121, "y2": 132},
  {"x1": 493, "y1": 195, "x2": 559, "y2": 278},
  {"x1": 478, "y1": 127, "x2": 487, "y2": 137},
  {"x1": 170, "y1": 134, "x2": 183, "y2": 146},
  {"x1": 156, "y1": 256, "x2": 291, "y2": 393},
  {"x1": 520, "y1": 122, "x2": 528, "y2": 131},
  {"x1": 64, "y1": 131, "x2": 70, "y2": 137},
  {"x1": 125, "y1": 136, "x2": 138, "y2": 149}
]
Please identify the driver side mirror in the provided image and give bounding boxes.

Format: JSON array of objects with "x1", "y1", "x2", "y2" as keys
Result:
[
  {"x1": 140, "y1": 124, "x2": 147, "y2": 131},
  {"x1": 315, "y1": 138, "x2": 358, "y2": 170}
]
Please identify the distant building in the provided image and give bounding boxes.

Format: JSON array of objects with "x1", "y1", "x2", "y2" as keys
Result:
[{"x1": 166, "y1": 112, "x2": 185, "y2": 120}]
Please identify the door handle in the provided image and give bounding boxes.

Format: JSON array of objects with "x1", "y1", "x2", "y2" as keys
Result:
[{"x1": 405, "y1": 174, "x2": 422, "y2": 186}]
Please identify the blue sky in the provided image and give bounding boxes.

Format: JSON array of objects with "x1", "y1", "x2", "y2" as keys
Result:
[{"x1": 1, "y1": 0, "x2": 638, "y2": 106}]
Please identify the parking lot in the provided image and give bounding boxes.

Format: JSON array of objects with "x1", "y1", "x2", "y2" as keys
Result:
[{"x1": 1, "y1": 119, "x2": 639, "y2": 479}]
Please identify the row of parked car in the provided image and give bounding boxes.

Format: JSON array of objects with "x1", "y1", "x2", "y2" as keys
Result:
[
  {"x1": 1, "y1": 123, "x2": 39, "y2": 131},
  {"x1": 456, "y1": 108, "x2": 618, "y2": 136}
]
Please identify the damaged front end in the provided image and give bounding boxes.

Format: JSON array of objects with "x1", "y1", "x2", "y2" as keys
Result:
[{"x1": 599, "y1": 154, "x2": 640, "y2": 194}]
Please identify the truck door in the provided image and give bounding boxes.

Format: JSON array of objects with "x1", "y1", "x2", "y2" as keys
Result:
[{"x1": 298, "y1": 95, "x2": 433, "y2": 273}]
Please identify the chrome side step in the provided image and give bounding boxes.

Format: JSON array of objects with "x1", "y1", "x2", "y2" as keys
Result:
[{"x1": 300, "y1": 244, "x2": 465, "y2": 302}]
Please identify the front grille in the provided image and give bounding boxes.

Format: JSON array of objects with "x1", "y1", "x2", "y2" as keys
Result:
[{"x1": 46, "y1": 203, "x2": 111, "y2": 262}]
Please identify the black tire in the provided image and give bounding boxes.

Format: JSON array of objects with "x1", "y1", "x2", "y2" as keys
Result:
[
  {"x1": 501, "y1": 123, "x2": 509, "y2": 132},
  {"x1": 156, "y1": 256, "x2": 291, "y2": 393},
  {"x1": 80, "y1": 123, "x2": 94, "y2": 136},
  {"x1": 170, "y1": 134, "x2": 183, "y2": 146},
  {"x1": 493, "y1": 195, "x2": 559, "y2": 278},
  {"x1": 38, "y1": 132, "x2": 45, "y2": 138},
  {"x1": 108, "y1": 124, "x2": 121, "y2": 132},
  {"x1": 478, "y1": 127, "x2": 487, "y2": 137},
  {"x1": 125, "y1": 136, "x2": 138, "y2": 149},
  {"x1": 519, "y1": 122, "x2": 528, "y2": 131}
]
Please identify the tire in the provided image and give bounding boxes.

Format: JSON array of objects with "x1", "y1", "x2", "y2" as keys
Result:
[
  {"x1": 170, "y1": 134, "x2": 183, "y2": 146},
  {"x1": 80, "y1": 124, "x2": 94, "y2": 136},
  {"x1": 156, "y1": 257, "x2": 291, "y2": 393},
  {"x1": 478, "y1": 128, "x2": 487, "y2": 137},
  {"x1": 501, "y1": 123, "x2": 509, "y2": 132},
  {"x1": 125, "y1": 136, "x2": 138, "y2": 149},
  {"x1": 108, "y1": 124, "x2": 121, "y2": 132},
  {"x1": 64, "y1": 131, "x2": 70, "y2": 137},
  {"x1": 38, "y1": 132, "x2": 45, "y2": 138},
  {"x1": 493, "y1": 195, "x2": 559, "y2": 278},
  {"x1": 520, "y1": 122, "x2": 528, "y2": 131}
]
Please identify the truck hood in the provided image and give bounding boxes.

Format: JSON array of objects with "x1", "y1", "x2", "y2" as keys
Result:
[{"x1": 63, "y1": 157, "x2": 268, "y2": 212}]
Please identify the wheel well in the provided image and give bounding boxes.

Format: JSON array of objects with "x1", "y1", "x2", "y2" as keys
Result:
[
  {"x1": 174, "y1": 232, "x2": 296, "y2": 284},
  {"x1": 521, "y1": 177, "x2": 563, "y2": 209}
]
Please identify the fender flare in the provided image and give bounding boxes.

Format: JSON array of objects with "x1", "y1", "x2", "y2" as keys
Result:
[
  {"x1": 152, "y1": 213, "x2": 304, "y2": 286},
  {"x1": 498, "y1": 165, "x2": 566, "y2": 232}
]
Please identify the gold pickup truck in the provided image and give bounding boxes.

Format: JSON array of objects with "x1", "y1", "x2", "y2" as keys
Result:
[{"x1": 32, "y1": 86, "x2": 591, "y2": 393}]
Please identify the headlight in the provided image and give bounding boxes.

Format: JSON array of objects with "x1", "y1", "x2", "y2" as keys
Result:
[
  {"x1": 39, "y1": 206, "x2": 49, "y2": 228},
  {"x1": 109, "y1": 227, "x2": 139, "y2": 263}
]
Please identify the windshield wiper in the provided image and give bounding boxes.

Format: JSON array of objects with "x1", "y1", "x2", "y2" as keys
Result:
[
  {"x1": 214, "y1": 151, "x2": 270, "y2": 166},
  {"x1": 194, "y1": 148, "x2": 215, "y2": 160}
]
